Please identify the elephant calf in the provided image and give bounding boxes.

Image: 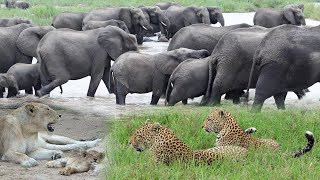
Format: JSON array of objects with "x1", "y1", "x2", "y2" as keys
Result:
[
  {"x1": 82, "y1": 20, "x2": 129, "y2": 32},
  {"x1": 0, "y1": 63, "x2": 41, "y2": 98},
  {"x1": 110, "y1": 48, "x2": 209, "y2": 105},
  {"x1": 0, "y1": 18, "x2": 32, "y2": 27}
]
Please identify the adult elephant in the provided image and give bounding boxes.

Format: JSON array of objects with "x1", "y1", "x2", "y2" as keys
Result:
[
  {"x1": 0, "y1": 18, "x2": 32, "y2": 27},
  {"x1": 253, "y1": 6, "x2": 306, "y2": 28},
  {"x1": 165, "y1": 6, "x2": 211, "y2": 38},
  {"x1": 52, "y1": 12, "x2": 87, "y2": 31},
  {"x1": 36, "y1": 26, "x2": 138, "y2": 97},
  {"x1": 168, "y1": 23, "x2": 252, "y2": 53},
  {"x1": 139, "y1": 6, "x2": 170, "y2": 38},
  {"x1": 83, "y1": 7, "x2": 153, "y2": 45},
  {"x1": 246, "y1": 25, "x2": 320, "y2": 112},
  {"x1": 110, "y1": 48, "x2": 209, "y2": 105},
  {"x1": 155, "y1": 2, "x2": 181, "y2": 10},
  {"x1": 82, "y1": 20, "x2": 129, "y2": 32},
  {"x1": 205, "y1": 26, "x2": 307, "y2": 106}
]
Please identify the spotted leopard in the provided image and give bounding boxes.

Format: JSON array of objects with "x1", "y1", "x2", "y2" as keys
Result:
[
  {"x1": 129, "y1": 119, "x2": 247, "y2": 165},
  {"x1": 202, "y1": 108, "x2": 314, "y2": 157}
]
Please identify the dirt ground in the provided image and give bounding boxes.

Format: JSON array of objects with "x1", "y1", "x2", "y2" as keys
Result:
[{"x1": 0, "y1": 98, "x2": 111, "y2": 180}]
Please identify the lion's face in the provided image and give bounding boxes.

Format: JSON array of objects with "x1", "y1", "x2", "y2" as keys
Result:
[
  {"x1": 81, "y1": 150, "x2": 105, "y2": 163},
  {"x1": 202, "y1": 109, "x2": 224, "y2": 134},
  {"x1": 24, "y1": 103, "x2": 61, "y2": 132},
  {"x1": 129, "y1": 120, "x2": 156, "y2": 152}
]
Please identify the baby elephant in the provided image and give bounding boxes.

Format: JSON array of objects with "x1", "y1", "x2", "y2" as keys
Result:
[
  {"x1": 82, "y1": 20, "x2": 130, "y2": 32},
  {"x1": 0, "y1": 63, "x2": 41, "y2": 98},
  {"x1": 110, "y1": 48, "x2": 209, "y2": 105},
  {"x1": 0, "y1": 18, "x2": 32, "y2": 27}
]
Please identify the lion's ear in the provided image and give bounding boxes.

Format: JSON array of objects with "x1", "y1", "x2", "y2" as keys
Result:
[
  {"x1": 80, "y1": 150, "x2": 87, "y2": 157},
  {"x1": 99, "y1": 152, "x2": 105, "y2": 159},
  {"x1": 25, "y1": 104, "x2": 36, "y2": 116}
]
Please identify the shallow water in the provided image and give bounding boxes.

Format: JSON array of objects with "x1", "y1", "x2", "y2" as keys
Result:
[{"x1": 3, "y1": 13, "x2": 320, "y2": 117}]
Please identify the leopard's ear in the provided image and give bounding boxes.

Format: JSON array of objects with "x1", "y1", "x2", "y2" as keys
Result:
[
  {"x1": 152, "y1": 122, "x2": 161, "y2": 131},
  {"x1": 145, "y1": 119, "x2": 152, "y2": 124},
  {"x1": 219, "y1": 110, "x2": 224, "y2": 118}
]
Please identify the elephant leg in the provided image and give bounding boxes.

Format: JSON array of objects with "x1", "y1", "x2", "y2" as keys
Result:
[
  {"x1": 151, "y1": 74, "x2": 168, "y2": 105},
  {"x1": 114, "y1": 79, "x2": 127, "y2": 105},
  {"x1": 136, "y1": 34, "x2": 143, "y2": 45},
  {"x1": 7, "y1": 87, "x2": 18, "y2": 98},
  {"x1": 87, "y1": 65, "x2": 105, "y2": 97},
  {"x1": 182, "y1": 99, "x2": 187, "y2": 105},
  {"x1": 33, "y1": 79, "x2": 42, "y2": 96},
  {"x1": 37, "y1": 79, "x2": 68, "y2": 97},
  {"x1": 25, "y1": 87, "x2": 33, "y2": 94},
  {"x1": 0, "y1": 87, "x2": 4, "y2": 98},
  {"x1": 151, "y1": 95, "x2": 161, "y2": 105},
  {"x1": 101, "y1": 61, "x2": 113, "y2": 94},
  {"x1": 167, "y1": 88, "x2": 181, "y2": 106},
  {"x1": 273, "y1": 92, "x2": 287, "y2": 110}
]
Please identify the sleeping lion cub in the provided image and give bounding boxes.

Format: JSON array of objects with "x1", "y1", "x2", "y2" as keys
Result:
[{"x1": 46, "y1": 149, "x2": 105, "y2": 176}]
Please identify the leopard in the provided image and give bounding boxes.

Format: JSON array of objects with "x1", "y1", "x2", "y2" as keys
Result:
[
  {"x1": 202, "y1": 108, "x2": 315, "y2": 157},
  {"x1": 129, "y1": 119, "x2": 247, "y2": 165}
]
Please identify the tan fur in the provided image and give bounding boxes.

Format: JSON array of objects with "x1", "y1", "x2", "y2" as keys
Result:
[
  {"x1": 0, "y1": 102, "x2": 63, "y2": 167},
  {"x1": 46, "y1": 150, "x2": 105, "y2": 176},
  {"x1": 129, "y1": 120, "x2": 247, "y2": 165},
  {"x1": 202, "y1": 108, "x2": 280, "y2": 149}
]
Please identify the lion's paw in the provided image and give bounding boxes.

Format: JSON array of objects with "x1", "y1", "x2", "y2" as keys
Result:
[
  {"x1": 21, "y1": 158, "x2": 38, "y2": 167},
  {"x1": 59, "y1": 167, "x2": 71, "y2": 176},
  {"x1": 45, "y1": 161, "x2": 55, "y2": 168}
]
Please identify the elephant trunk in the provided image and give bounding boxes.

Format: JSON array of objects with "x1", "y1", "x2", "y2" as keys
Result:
[
  {"x1": 218, "y1": 14, "x2": 225, "y2": 26},
  {"x1": 165, "y1": 76, "x2": 173, "y2": 106},
  {"x1": 17, "y1": 26, "x2": 55, "y2": 58},
  {"x1": 300, "y1": 18, "x2": 306, "y2": 26}
]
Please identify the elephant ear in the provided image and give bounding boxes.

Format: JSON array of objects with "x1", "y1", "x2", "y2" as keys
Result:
[
  {"x1": 119, "y1": 8, "x2": 132, "y2": 29},
  {"x1": 98, "y1": 28, "x2": 123, "y2": 61},
  {"x1": 283, "y1": 8, "x2": 297, "y2": 25},
  {"x1": 182, "y1": 7, "x2": 198, "y2": 25},
  {"x1": 155, "y1": 52, "x2": 181, "y2": 75}
]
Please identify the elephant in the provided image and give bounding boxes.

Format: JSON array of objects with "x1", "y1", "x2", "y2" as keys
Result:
[
  {"x1": 168, "y1": 23, "x2": 252, "y2": 53},
  {"x1": 82, "y1": 7, "x2": 153, "y2": 45},
  {"x1": 4, "y1": 0, "x2": 15, "y2": 8},
  {"x1": 82, "y1": 20, "x2": 129, "y2": 32},
  {"x1": 110, "y1": 48, "x2": 210, "y2": 105},
  {"x1": 155, "y1": 2, "x2": 181, "y2": 10},
  {"x1": 13, "y1": 1, "x2": 30, "y2": 9},
  {"x1": 165, "y1": 57, "x2": 247, "y2": 106},
  {"x1": 207, "y1": 7, "x2": 225, "y2": 26},
  {"x1": 52, "y1": 12, "x2": 87, "y2": 31},
  {"x1": 205, "y1": 26, "x2": 308, "y2": 107},
  {"x1": 0, "y1": 18, "x2": 32, "y2": 27},
  {"x1": 164, "y1": 6, "x2": 211, "y2": 38},
  {"x1": 36, "y1": 26, "x2": 138, "y2": 97},
  {"x1": 0, "y1": 63, "x2": 41, "y2": 98},
  {"x1": 284, "y1": 4, "x2": 304, "y2": 12},
  {"x1": 246, "y1": 25, "x2": 320, "y2": 112},
  {"x1": 139, "y1": 6, "x2": 170, "y2": 39},
  {"x1": 253, "y1": 6, "x2": 306, "y2": 28}
]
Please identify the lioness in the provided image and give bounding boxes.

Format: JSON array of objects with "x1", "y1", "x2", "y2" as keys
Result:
[
  {"x1": 0, "y1": 102, "x2": 63, "y2": 167},
  {"x1": 46, "y1": 149, "x2": 105, "y2": 176}
]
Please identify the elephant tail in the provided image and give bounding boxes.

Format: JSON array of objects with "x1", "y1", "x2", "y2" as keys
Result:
[
  {"x1": 108, "y1": 69, "x2": 115, "y2": 94},
  {"x1": 205, "y1": 57, "x2": 217, "y2": 99},
  {"x1": 165, "y1": 76, "x2": 173, "y2": 106},
  {"x1": 59, "y1": 86, "x2": 63, "y2": 94},
  {"x1": 292, "y1": 131, "x2": 315, "y2": 158},
  {"x1": 244, "y1": 51, "x2": 260, "y2": 102}
]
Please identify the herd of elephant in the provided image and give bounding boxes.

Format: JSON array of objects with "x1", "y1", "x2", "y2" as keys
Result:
[{"x1": 0, "y1": 2, "x2": 317, "y2": 112}]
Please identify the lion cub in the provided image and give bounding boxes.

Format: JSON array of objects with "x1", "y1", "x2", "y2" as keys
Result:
[{"x1": 46, "y1": 150, "x2": 105, "y2": 176}]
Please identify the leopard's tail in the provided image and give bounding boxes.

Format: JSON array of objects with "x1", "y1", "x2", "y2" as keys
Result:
[{"x1": 292, "y1": 131, "x2": 315, "y2": 158}]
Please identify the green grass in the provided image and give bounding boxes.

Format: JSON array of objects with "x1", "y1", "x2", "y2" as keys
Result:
[
  {"x1": 107, "y1": 105, "x2": 320, "y2": 179},
  {"x1": 0, "y1": 0, "x2": 320, "y2": 25}
]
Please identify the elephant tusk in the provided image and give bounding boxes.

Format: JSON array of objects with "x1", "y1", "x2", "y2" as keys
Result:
[
  {"x1": 160, "y1": 21, "x2": 167, "y2": 27},
  {"x1": 141, "y1": 25, "x2": 148, "y2": 30}
]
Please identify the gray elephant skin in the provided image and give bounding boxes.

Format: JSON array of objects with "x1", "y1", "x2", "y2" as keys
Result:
[
  {"x1": 168, "y1": 23, "x2": 252, "y2": 53},
  {"x1": 36, "y1": 26, "x2": 138, "y2": 97},
  {"x1": 0, "y1": 63, "x2": 41, "y2": 98},
  {"x1": 0, "y1": 18, "x2": 32, "y2": 27},
  {"x1": 82, "y1": 7, "x2": 153, "y2": 45},
  {"x1": 52, "y1": 12, "x2": 87, "y2": 31},
  {"x1": 247, "y1": 25, "x2": 320, "y2": 112},
  {"x1": 110, "y1": 48, "x2": 209, "y2": 105},
  {"x1": 13, "y1": 1, "x2": 30, "y2": 9},
  {"x1": 82, "y1": 20, "x2": 129, "y2": 32},
  {"x1": 253, "y1": 6, "x2": 306, "y2": 28},
  {"x1": 140, "y1": 6, "x2": 170, "y2": 38},
  {"x1": 155, "y1": 2, "x2": 181, "y2": 10},
  {"x1": 164, "y1": 6, "x2": 211, "y2": 38}
]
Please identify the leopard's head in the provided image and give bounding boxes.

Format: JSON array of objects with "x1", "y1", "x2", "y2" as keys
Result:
[
  {"x1": 129, "y1": 119, "x2": 161, "y2": 152},
  {"x1": 202, "y1": 108, "x2": 227, "y2": 134}
]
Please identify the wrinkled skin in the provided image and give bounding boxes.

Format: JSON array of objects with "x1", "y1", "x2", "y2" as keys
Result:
[
  {"x1": 0, "y1": 24, "x2": 34, "y2": 98},
  {"x1": 83, "y1": 7, "x2": 153, "y2": 45},
  {"x1": 155, "y1": 2, "x2": 181, "y2": 10},
  {"x1": 254, "y1": 6, "x2": 306, "y2": 28},
  {"x1": 82, "y1": 20, "x2": 129, "y2": 32},
  {"x1": 168, "y1": 23, "x2": 252, "y2": 53},
  {"x1": 164, "y1": 6, "x2": 211, "y2": 38},
  {"x1": 0, "y1": 18, "x2": 32, "y2": 27},
  {"x1": 0, "y1": 63, "x2": 41, "y2": 98},
  {"x1": 52, "y1": 12, "x2": 87, "y2": 31},
  {"x1": 110, "y1": 48, "x2": 209, "y2": 105},
  {"x1": 247, "y1": 25, "x2": 320, "y2": 112},
  {"x1": 139, "y1": 6, "x2": 170, "y2": 38},
  {"x1": 205, "y1": 26, "x2": 308, "y2": 107},
  {"x1": 37, "y1": 26, "x2": 138, "y2": 97}
]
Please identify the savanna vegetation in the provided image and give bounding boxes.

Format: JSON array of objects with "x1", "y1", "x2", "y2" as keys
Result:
[
  {"x1": 1, "y1": 0, "x2": 320, "y2": 25},
  {"x1": 107, "y1": 105, "x2": 320, "y2": 179}
]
